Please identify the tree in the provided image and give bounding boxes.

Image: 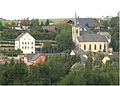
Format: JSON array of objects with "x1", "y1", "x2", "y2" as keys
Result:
[
  {"x1": 45, "y1": 19, "x2": 49, "y2": 26},
  {"x1": 42, "y1": 42, "x2": 52, "y2": 53},
  {"x1": 55, "y1": 23, "x2": 75, "y2": 52},
  {"x1": 40, "y1": 21, "x2": 44, "y2": 26},
  {"x1": 59, "y1": 53, "x2": 119, "y2": 85},
  {"x1": 0, "y1": 59, "x2": 28, "y2": 85},
  {"x1": 109, "y1": 17, "x2": 119, "y2": 51}
]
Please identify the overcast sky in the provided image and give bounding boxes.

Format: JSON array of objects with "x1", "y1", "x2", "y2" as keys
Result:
[{"x1": 0, "y1": 0, "x2": 119, "y2": 20}]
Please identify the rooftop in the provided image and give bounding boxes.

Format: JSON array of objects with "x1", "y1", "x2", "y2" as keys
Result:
[{"x1": 77, "y1": 34, "x2": 108, "y2": 42}]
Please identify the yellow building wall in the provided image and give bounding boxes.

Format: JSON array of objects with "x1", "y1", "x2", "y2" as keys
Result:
[{"x1": 78, "y1": 42, "x2": 108, "y2": 52}]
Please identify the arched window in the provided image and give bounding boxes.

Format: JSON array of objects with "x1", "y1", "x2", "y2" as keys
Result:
[
  {"x1": 76, "y1": 29, "x2": 78, "y2": 34},
  {"x1": 89, "y1": 44, "x2": 91, "y2": 50},
  {"x1": 94, "y1": 44, "x2": 96, "y2": 50},
  {"x1": 84, "y1": 44, "x2": 86, "y2": 50},
  {"x1": 104, "y1": 44, "x2": 106, "y2": 51},
  {"x1": 100, "y1": 44, "x2": 102, "y2": 50}
]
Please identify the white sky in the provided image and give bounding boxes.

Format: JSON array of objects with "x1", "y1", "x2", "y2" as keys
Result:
[{"x1": 0, "y1": 0, "x2": 119, "y2": 20}]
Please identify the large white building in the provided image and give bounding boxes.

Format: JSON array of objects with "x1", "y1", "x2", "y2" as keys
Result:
[{"x1": 15, "y1": 32, "x2": 35, "y2": 54}]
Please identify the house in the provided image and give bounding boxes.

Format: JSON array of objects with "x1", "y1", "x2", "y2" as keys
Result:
[
  {"x1": 72, "y1": 13, "x2": 111, "y2": 52},
  {"x1": 12, "y1": 20, "x2": 30, "y2": 30},
  {"x1": 76, "y1": 18, "x2": 107, "y2": 34},
  {"x1": 23, "y1": 53, "x2": 46, "y2": 65},
  {"x1": 49, "y1": 21, "x2": 55, "y2": 25},
  {"x1": 58, "y1": 19, "x2": 74, "y2": 24},
  {"x1": 15, "y1": 32, "x2": 35, "y2": 54},
  {"x1": 97, "y1": 32, "x2": 111, "y2": 43},
  {"x1": 70, "y1": 49, "x2": 87, "y2": 62},
  {"x1": 12, "y1": 25, "x2": 30, "y2": 30},
  {"x1": 42, "y1": 24, "x2": 58, "y2": 32}
]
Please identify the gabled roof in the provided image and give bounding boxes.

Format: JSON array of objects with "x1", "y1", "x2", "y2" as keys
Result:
[
  {"x1": 77, "y1": 18, "x2": 96, "y2": 29},
  {"x1": 71, "y1": 49, "x2": 87, "y2": 62},
  {"x1": 77, "y1": 34, "x2": 108, "y2": 42},
  {"x1": 15, "y1": 32, "x2": 34, "y2": 41},
  {"x1": 26, "y1": 53, "x2": 41, "y2": 61},
  {"x1": 97, "y1": 32, "x2": 111, "y2": 36},
  {"x1": 15, "y1": 33, "x2": 26, "y2": 41},
  {"x1": 42, "y1": 25, "x2": 58, "y2": 32}
]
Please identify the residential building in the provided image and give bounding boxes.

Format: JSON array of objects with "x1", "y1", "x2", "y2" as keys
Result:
[
  {"x1": 97, "y1": 32, "x2": 111, "y2": 43},
  {"x1": 49, "y1": 21, "x2": 55, "y2": 25},
  {"x1": 23, "y1": 53, "x2": 46, "y2": 65},
  {"x1": 76, "y1": 18, "x2": 107, "y2": 33},
  {"x1": 15, "y1": 32, "x2": 35, "y2": 54},
  {"x1": 58, "y1": 19, "x2": 74, "y2": 24},
  {"x1": 42, "y1": 24, "x2": 58, "y2": 32}
]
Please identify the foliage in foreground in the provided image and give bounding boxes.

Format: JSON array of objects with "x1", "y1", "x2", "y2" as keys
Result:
[{"x1": 0, "y1": 53, "x2": 119, "y2": 85}]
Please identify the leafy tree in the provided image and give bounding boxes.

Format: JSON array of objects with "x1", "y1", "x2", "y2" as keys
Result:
[
  {"x1": 0, "y1": 59, "x2": 28, "y2": 85},
  {"x1": 55, "y1": 23, "x2": 75, "y2": 52},
  {"x1": 42, "y1": 42, "x2": 52, "y2": 53},
  {"x1": 40, "y1": 21, "x2": 44, "y2": 26},
  {"x1": 109, "y1": 17, "x2": 119, "y2": 51},
  {"x1": 45, "y1": 19, "x2": 49, "y2": 26}
]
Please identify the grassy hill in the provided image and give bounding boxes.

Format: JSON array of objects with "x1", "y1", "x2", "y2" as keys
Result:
[
  {"x1": 0, "y1": 18, "x2": 75, "y2": 25},
  {"x1": 39, "y1": 18, "x2": 75, "y2": 24}
]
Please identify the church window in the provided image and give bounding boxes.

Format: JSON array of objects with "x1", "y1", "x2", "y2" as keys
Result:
[
  {"x1": 89, "y1": 44, "x2": 91, "y2": 50},
  {"x1": 94, "y1": 44, "x2": 96, "y2": 50},
  {"x1": 100, "y1": 44, "x2": 102, "y2": 50},
  {"x1": 76, "y1": 29, "x2": 78, "y2": 34},
  {"x1": 84, "y1": 44, "x2": 86, "y2": 50},
  {"x1": 104, "y1": 44, "x2": 106, "y2": 51}
]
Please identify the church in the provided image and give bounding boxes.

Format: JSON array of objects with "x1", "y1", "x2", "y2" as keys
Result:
[{"x1": 72, "y1": 13, "x2": 111, "y2": 52}]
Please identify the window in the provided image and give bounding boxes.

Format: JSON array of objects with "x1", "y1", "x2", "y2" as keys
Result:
[
  {"x1": 100, "y1": 44, "x2": 102, "y2": 50},
  {"x1": 31, "y1": 46, "x2": 33, "y2": 49},
  {"x1": 31, "y1": 42, "x2": 33, "y2": 44},
  {"x1": 94, "y1": 44, "x2": 96, "y2": 50},
  {"x1": 22, "y1": 46, "x2": 24, "y2": 49},
  {"x1": 25, "y1": 42, "x2": 26, "y2": 44},
  {"x1": 28, "y1": 46, "x2": 29, "y2": 49},
  {"x1": 104, "y1": 44, "x2": 106, "y2": 51},
  {"x1": 76, "y1": 29, "x2": 78, "y2": 34},
  {"x1": 22, "y1": 42, "x2": 24, "y2": 44},
  {"x1": 25, "y1": 46, "x2": 26, "y2": 49},
  {"x1": 89, "y1": 44, "x2": 91, "y2": 50},
  {"x1": 84, "y1": 44, "x2": 86, "y2": 50},
  {"x1": 28, "y1": 42, "x2": 29, "y2": 44}
]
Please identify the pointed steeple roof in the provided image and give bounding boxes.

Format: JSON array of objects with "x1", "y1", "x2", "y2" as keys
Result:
[{"x1": 75, "y1": 11, "x2": 77, "y2": 26}]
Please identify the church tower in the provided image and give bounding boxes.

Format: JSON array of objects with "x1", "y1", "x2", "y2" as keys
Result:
[{"x1": 72, "y1": 12, "x2": 80, "y2": 44}]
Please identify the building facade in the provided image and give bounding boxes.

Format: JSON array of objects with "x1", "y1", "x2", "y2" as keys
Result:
[
  {"x1": 15, "y1": 33, "x2": 35, "y2": 54},
  {"x1": 72, "y1": 14, "x2": 110, "y2": 52}
]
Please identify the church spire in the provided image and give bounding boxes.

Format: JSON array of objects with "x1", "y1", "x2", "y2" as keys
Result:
[
  {"x1": 75, "y1": 11, "x2": 77, "y2": 26},
  {"x1": 75, "y1": 11, "x2": 78, "y2": 26}
]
